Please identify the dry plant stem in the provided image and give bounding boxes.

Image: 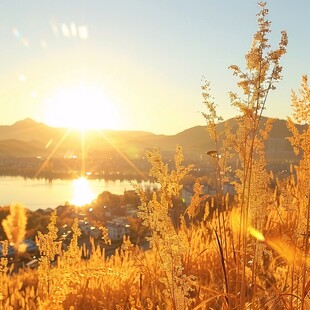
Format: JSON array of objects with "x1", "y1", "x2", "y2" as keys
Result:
[
  {"x1": 301, "y1": 192, "x2": 310, "y2": 309},
  {"x1": 215, "y1": 141, "x2": 229, "y2": 278},
  {"x1": 234, "y1": 4, "x2": 287, "y2": 306},
  {"x1": 287, "y1": 75, "x2": 310, "y2": 309},
  {"x1": 240, "y1": 61, "x2": 263, "y2": 310},
  {"x1": 240, "y1": 51, "x2": 276, "y2": 306},
  {"x1": 214, "y1": 152, "x2": 231, "y2": 306},
  {"x1": 214, "y1": 229, "x2": 229, "y2": 307},
  {"x1": 202, "y1": 79, "x2": 230, "y2": 305}
]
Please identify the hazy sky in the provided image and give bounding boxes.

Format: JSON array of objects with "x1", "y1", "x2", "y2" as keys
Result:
[{"x1": 0, "y1": 1, "x2": 309, "y2": 134}]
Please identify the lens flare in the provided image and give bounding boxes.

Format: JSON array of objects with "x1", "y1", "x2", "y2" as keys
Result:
[{"x1": 248, "y1": 226, "x2": 265, "y2": 242}]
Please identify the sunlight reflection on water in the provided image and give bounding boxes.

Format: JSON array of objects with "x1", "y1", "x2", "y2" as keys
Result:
[
  {"x1": 0, "y1": 176, "x2": 157, "y2": 211},
  {"x1": 71, "y1": 177, "x2": 96, "y2": 207}
]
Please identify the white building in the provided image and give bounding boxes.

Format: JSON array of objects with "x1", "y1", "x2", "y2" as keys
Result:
[{"x1": 106, "y1": 217, "x2": 130, "y2": 241}]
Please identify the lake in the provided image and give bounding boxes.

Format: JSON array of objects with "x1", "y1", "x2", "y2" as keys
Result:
[{"x1": 0, "y1": 176, "x2": 156, "y2": 211}]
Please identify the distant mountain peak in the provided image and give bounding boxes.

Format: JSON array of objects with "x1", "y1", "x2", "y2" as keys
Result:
[{"x1": 13, "y1": 118, "x2": 40, "y2": 126}]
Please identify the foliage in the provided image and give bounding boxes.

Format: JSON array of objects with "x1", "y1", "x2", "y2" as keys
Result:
[{"x1": 137, "y1": 146, "x2": 195, "y2": 309}]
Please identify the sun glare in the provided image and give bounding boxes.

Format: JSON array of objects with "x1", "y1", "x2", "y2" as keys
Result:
[
  {"x1": 248, "y1": 226, "x2": 265, "y2": 242},
  {"x1": 44, "y1": 83, "x2": 120, "y2": 130},
  {"x1": 71, "y1": 177, "x2": 95, "y2": 206}
]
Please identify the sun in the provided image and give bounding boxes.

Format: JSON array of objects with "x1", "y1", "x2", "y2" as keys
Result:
[{"x1": 44, "y1": 83, "x2": 120, "y2": 130}]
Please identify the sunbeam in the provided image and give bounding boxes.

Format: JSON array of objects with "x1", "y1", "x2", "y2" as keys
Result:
[
  {"x1": 34, "y1": 128, "x2": 72, "y2": 178},
  {"x1": 97, "y1": 130, "x2": 148, "y2": 181}
]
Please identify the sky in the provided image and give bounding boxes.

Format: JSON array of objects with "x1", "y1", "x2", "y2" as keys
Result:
[{"x1": 0, "y1": 1, "x2": 309, "y2": 134}]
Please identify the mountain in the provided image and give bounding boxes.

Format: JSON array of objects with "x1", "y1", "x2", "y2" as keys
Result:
[
  {"x1": 0, "y1": 118, "x2": 61, "y2": 142},
  {"x1": 0, "y1": 117, "x2": 304, "y2": 162}
]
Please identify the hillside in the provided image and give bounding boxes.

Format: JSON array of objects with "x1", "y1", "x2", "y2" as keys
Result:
[{"x1": 0, "y1": 117, "x2": 303, "y2": 162}]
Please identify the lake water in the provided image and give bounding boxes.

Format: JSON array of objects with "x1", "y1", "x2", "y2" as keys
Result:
[{"x1": 0, "y1": 176, "x2": 156, "y2": 211}]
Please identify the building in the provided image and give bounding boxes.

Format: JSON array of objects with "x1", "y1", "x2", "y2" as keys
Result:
[{"x1": 106, "y1": 217, "x2": 130, "y2": 241}]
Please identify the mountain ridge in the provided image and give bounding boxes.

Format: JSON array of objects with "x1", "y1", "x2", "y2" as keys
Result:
[{"x1": 0, "y1": 117, "x2": 303, "y2": 162}]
